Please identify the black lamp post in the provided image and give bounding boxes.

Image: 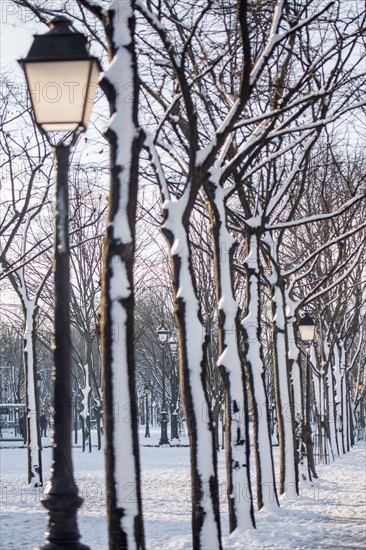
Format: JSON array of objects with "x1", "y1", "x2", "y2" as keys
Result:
[
  {"x1": 73, "y1": 386, "x2": 79, "y2": 445},
  {"x1": 358, "y1": 383, "x2": 365, "y2": 426},
  {"x1": 19, "y1": 16, "x2": 101, "y2": 550},
  {"x1": 144, "y1": 385, "x2": 151, "y2": 438},
  {"x1": 298, "y1": 312, "x2": 318, "y2": 480},
  {"x1": 36, "y1": 373, "x2": 42, "y2": 421},
  {"x1": 167, "y1": 334, "x2": 179, "y2": 441},
  {"x1": 156, "y1": 321, "x2": 170, "y2": 446},
  {"x1": 36, "y1": 373, "x2": 43, "y2": 458},
  {"x1": 15, "y1": 406, "x2": 19, "y2": 438}
]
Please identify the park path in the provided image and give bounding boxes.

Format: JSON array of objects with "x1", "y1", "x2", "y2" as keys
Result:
[{"x1": 0, "y1": 433, "x2": 365, "y2": 549}]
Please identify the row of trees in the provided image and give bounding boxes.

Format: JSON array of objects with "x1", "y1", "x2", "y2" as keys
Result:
[{"x1": 1, "y1": 0, "x2": 365, "y2": 548}]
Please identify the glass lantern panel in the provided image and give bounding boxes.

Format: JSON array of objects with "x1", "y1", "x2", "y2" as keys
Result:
[
  {"x1": 81, "y1": 61, "x2": 100, "y2": 128},
  {"x1": 24, "y1": 60, "x2": 93, "y2": 131},
  {"x1": 299, "y1": 325, "x2": 316, "y2": 341}
]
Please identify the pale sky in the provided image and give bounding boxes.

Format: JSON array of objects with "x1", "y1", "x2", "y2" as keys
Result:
[{"x1": 1, "y1": 12, "x2": 41, "y2": 76}]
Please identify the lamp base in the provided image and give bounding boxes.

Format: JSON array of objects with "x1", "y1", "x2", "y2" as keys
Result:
[
  {"x1": 38, "y1": 543, "x2": 90, "y2": 549},
  {"x1": 37, "y1": 493, "x2": 90, "y2": 550}
]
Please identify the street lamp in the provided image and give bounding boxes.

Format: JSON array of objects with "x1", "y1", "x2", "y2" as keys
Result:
[
  {"x1": 156, "y1": 321, "x2": 170, "y2": 343},
  {"x1": 298, "y1": 312, "x2": 316, "y2": 342},
  {"x1": 298, "y1": 311, "x2": 318, "y2": 480},
  {"x1": 144, "y1": 385, "x2": 151, "y2": 438},
  {"x1": 168, "y1": 334, "x2": 178, "y2": 354},
  {"x1": 156, "y1": 321, "x2": 171, "y2": 446},
  {"x1": 36, "y1": 373, "x2": 44, "y2": 457},
  {"x1": 15, "y1": 406, "x2": 19, "y2": 438},
  {"x1": 19, "y1": 16, "x2": 101, "y2": 550},
  {"x1": 357, "y1": 383, "x2": 365, "y2": 439},
  {"x1": 167, "y1": 334, "x2": 180, "y2": 441},
  {"x1": 19, "y1": 17, "x2": 100, "y2": 135}
]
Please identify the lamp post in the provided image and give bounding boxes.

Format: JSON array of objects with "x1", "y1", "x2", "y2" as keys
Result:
[
  {"x1": 19, "y1": 16, "x2": 100, "y2": 550},
  {"x1": 36, "y1": 373, "x2": 43, "y2": 457},
  {"x1": 73, "y1": 385, "x2": 79, "y2": 445},
  {"x1": 156, "y1": 321, "x2": 170, "y2": 446},
  {"x1": 357, "y1": 383, "x2": 365, "y2": 440},
  {"x1": 15, "y1": 406, "x2": 19, "y2": 438},
  {"x1": 167, "y1": 334, "x2": 179, "y2": 441},
  {"x1": 298, "y1": 312, "x2": 318, "y2": 480},
  {"x1": 36, "y1": 373, "x2": 42, "y2": 423},
  {"x1": 144, "y1": 385, "x2": 151, "y2": 438}
]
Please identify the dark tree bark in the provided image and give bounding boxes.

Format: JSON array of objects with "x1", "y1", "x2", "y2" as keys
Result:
[{"x1": 99, "y1": 3, "x2": 145, "y2": 548}]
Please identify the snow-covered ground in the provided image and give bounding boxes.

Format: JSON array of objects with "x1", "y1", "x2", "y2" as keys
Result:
[{"x1": 1, "y1": 427, "x2": 365, "y2": 549}]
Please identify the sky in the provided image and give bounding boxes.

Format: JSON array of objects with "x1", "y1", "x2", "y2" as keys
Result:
[{"x1": 1, "y1": 5, "x2": 39, "y2": 74}]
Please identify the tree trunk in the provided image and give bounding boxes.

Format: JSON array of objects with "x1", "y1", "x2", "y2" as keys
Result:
[
  {"x1": 270, "y1": 278, "x2": 298, "y2": 497},
  {"x1": 286, "y1": 305, "x2": 311, "y2": 483},
  {"x1": 333, "y1": 345, "x2": 346, "y2": 456},
  {"x1": 23, "y1": 302, "x2": 43, "y2": 487},
  {"x1": 87, "y1": 415, "x2": 92, "y2": 453},
  {"x1": 163, "y1": 210, "x2": 222, "y2": 550},
  {"x1": 242, "y1": 232, "x2": 279, "y2": 512},
  {"x1": 208, "y1": 190, "x2": 255, "y2": 532},
  {"x1": 97, "y1": 407, "x2": 102, "y2": 451},
  {"x1": 323, "y1": 343, "x2": 337, "y2": 459},
  {"x1": 81, "y1": 416, "x2": 86, "y2": 453},
  {"x1": 100, "y1": 3, "x2": 145, "y2": 548}
]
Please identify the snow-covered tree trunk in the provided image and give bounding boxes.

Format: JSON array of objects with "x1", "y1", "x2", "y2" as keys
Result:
[
  {"x1": 100, "y1": 2, "x2": 145, "y2": 548},
  {"x1": 323, "y1": 341, "x2": 337, "y2": 459},
  {"x1": 23, "y1": 298, "x2": 43, "y2": 487},
  {"x1": 8, "y1": 218, "x2": 48, "y2": 489},
  {"x1": 339, "y1": 344, "x2": 350, "y2": 452},
  {"x1": 269, "y1": 276, "x2": 298, "y2": 497},
  {"x1": 340, "y1": 348, "x2": 350, "y2": 452},
  {"x1": 242, "y1": 231, "x2": 279, "y2": 511},
  {"x1": 312, "y1": 351, "x2": 329, "y2": 464},
  {"x1": 80, "y1": 363, "x2": 91, "y2": 453},
  {"x1": 163, "y1": 200, "x2": 222, "y2": 549},
  {"x1": 286, "y1": 302, "x2": 310, "y2": 482},
  {"x1": 333, "y1": 345, "x2": 346, "y2": 456},
  {"x1": 208, "y1": 185, "x2": 255, "y2": 532}
]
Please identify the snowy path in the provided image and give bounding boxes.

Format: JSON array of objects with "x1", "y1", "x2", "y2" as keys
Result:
[{"x1": 0, "y1": 433, "x2": 365, "y2": 549}]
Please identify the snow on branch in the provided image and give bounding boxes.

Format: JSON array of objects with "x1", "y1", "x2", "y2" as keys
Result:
[
  {"x1": 304, "y1": 254, "x2": 363, "y2": 312},
  {"x1": 144, "y1": 134, "x2": 171, "y2": 203},
  {"x1": 269, "y1": 194, "x2": 366, "y2": 233}
]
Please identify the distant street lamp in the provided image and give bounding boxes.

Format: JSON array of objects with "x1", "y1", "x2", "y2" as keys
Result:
[
  {"x1": 156, "y1": 321, "x2": 171, "y2": 446},
  {"x1": 298, "y1": 312, "x2": 318, "y2": 480},
  {"x1": 298, "y1": 312, "x2": 316, "y2": 343},
  {"x1": 156, "y1": 321, "x2": 170, "y2": 343},
  {"x1": 168, "y1": 334, "x2": 178, "y2": 354},
  {"x1": 15, "y1": 406, "x2": 19, "y2": 438},
  {"x1": 358, "y1": 383, "x2": 365, "y2": 435},
  {"x1": 19, "y1": 16, "x2": 101, "y2": 550},
  {"x1": 73, "y1": 386, "x2": 79, "y2": 445},
  {"x1": 36, "y1": 373, "x2": 44, "y2": 456},
  {"x1": 167, "y1": 334, "x2": 179, "y2": 441},
  {"x1": 144, "y1": 385, "x2": 151, "y2": 438}
]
